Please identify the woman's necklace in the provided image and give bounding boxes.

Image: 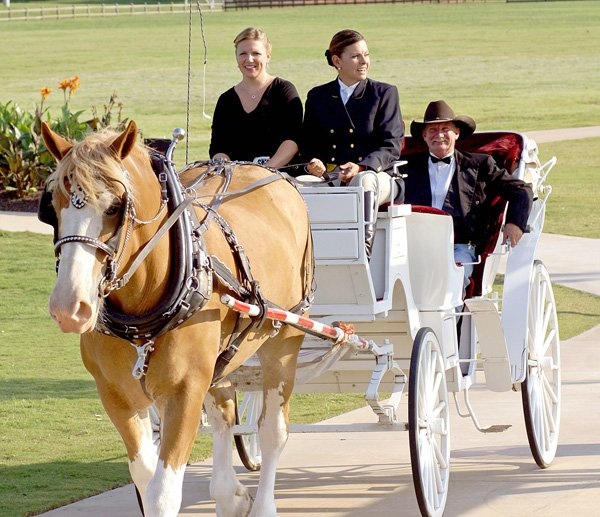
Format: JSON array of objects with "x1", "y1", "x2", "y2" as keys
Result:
[{"x1": 239, "y1": 78, "x2": 271, "y2": 100}]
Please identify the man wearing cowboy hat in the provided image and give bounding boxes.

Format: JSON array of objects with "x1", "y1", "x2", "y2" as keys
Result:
[{"x1": 403, "y1": 100, "x2": 533, "y2": 285}]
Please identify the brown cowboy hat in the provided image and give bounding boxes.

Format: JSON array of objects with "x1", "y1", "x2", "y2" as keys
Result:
[{"x1": 410, "y1": 100, "x2": 476, "y2": 141}]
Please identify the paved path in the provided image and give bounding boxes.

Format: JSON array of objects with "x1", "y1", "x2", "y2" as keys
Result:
[
  {"x1": 525, "y1": 126, "x2": 600, "y2": 143},
  {"x1": 38, "y1": 324, "x2": 600, "y2": 517}
]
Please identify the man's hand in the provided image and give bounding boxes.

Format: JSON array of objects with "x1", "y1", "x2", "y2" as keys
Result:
[
  {"x1": 306, "y1": 158, "x2": 326, "y2": 177},
  {"x1": 504, "y1": 222, "x2": 524, "y2": 247}
]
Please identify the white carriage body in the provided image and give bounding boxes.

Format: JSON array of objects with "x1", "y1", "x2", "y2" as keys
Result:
[
  {"x1": 294, "y1": 132, "x2": 551, "y2": 394},
  {"x1": 220, "y1": 131, "x2": 560, "y2": 516},
  {"x1": 232, "y1": 132, "x2": 551, "y2": 398}
]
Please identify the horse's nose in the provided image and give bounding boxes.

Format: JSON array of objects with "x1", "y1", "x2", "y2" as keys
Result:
[{"x1": 49, "y1": 296, "x2": 95, "y2": 334}]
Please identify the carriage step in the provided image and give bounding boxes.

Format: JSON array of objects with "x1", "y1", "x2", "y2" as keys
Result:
[
  {"x1": 478, "y1": 424, "x2": 512, "y2": 433},
  {"x1": 465, "y1": 298, "x2": 512, "y2": 392},
  {"x1": 452, "y1": 391, "x2": 512, "y2": 434}
]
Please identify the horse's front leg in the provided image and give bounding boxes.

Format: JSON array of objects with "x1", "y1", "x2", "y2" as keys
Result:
[
  {"x1": 142, "y1": 383, "x2": 205, "y2": 517},
  {"x1": 251, "y1": 331, "x2": 303, "y2": 517},
  {"x1": 205, "y1": 385, "x2": 254, "y2": 517},
  {"x1": 96, "y1": 387, "x2": 159, "y2": 506},
  {"x1": 81, "y1": 338, "x2": 159, "y2": 513}
]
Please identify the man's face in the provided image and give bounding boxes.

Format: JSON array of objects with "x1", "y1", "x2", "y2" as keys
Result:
[{"x1": 422, "y1": 121, "x2": 460, "y2": 158}]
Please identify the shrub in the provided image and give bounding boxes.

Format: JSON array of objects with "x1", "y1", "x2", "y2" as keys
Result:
[
  {"x1": 0, "y1": 76, "x2": 129, "y2": 198},
  {"x1": 0, "y1": 100, "x2": 54, "y2": 197}
]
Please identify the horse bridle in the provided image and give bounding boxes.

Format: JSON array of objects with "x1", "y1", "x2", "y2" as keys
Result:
[{"x1": 40, "y1": 172, "x2": 166, "y2": 298}]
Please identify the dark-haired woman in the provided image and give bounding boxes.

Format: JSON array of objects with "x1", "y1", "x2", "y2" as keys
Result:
[
  {"x1": 301, "y1": 29, "x2": 404, "y2": 257},
  {"x1": 210, "y1": 27, "x2": 303, "y2": 168}
]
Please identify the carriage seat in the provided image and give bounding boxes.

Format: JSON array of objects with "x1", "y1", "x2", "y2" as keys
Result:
[
  {"x1": 405, "y1": 205, "x2": 464, "y2": 310},
  {"x1": 397, "y1": 132, "x2": 526, "y2": 299},
  {"x1": 299, "y1": 186, "x2": 377, "y2": 314}
]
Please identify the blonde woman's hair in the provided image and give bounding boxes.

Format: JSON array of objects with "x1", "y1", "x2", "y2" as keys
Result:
[{"x1": 233, "y1": 27, "x2": 272, "y2": 55}]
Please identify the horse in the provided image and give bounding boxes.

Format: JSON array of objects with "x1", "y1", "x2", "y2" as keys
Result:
[{"x1": 39, "y1": 120, "x2": 313, "y2": 517}]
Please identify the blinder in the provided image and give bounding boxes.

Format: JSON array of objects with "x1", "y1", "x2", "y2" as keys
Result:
[
  {"x1": 38, "y1": 184, "x2": 61, "y2": 253},
  {"x1": 38, "y1": 185, "x2": 58, "y2": 234}
]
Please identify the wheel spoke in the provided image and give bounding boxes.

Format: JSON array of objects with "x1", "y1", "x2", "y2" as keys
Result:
[
  {"x1": 534, "y1": 391, "x2": 546, "y2": 452},
  {"x1": 542, "y1": 328, "x2": 557, "y2": 357},
  {"x1": 433, "y1": 437, "x2": 448, "y2": 470},
  {"x1": 425, "y1": 441, "x2": 439, "y2": 509},
  {"x1": 418, "y1": 387, "x2": 427, "y2": 418},
  {"x1": 432, "y1": 371, "x2": 442, "y2": 400},
  {"x1": 433, "y1": 450, "x2": 444, "y2": 498},
  {"x1": 542, "y1": 381, "x2": 556, "y2": 435},
  {"x1": 540, "y1": 301, "x2": 552, "y2": 343},
  {"x1": 430, "y1": 400, "x2": 446, "y2": 421},
  {"x1": 239, "y1": 393, "x2": 250, "y2": 418},
  {"x1": 542, "y1": 372, "x2": 559, "y2": 405}
]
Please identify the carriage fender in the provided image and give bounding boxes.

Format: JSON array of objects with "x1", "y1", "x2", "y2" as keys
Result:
[{"x1": 500, "y1": 197, "x2": 545, "y2": 383}]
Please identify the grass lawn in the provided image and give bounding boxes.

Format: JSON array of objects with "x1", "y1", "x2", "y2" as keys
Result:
[
  {"x1": 539, "y1": 138, "x2": 600, "y2": 238},
  {"x1": 1, "y1": 1, "x2": 599, "y2": 160}
]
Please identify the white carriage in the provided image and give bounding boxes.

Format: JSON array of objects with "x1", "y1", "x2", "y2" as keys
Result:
[{"x1": 224, "y1": 131, "x2": 560, "y2": 517}]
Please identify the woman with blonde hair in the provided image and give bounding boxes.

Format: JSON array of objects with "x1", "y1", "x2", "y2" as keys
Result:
[{"x1": 209, "y1": 27, "x2": 303, "y2": 168}]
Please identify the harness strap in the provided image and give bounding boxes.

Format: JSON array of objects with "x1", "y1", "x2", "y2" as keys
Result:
[
  {"x1": 209, "y1": 255, "x2": 250, "y2": 298},
  {"x1": 195, "y1": 172, "x2": 284, "y2": 202},
  {"x1": 108, "y1": 197, "x2": 195, "y2": 292}
]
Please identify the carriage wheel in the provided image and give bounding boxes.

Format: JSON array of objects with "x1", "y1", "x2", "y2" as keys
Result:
[
  {"x1": 409, "y1": 328, "x2": 450, "y2": 517},
  {"x1": 522, "y1": 260, "x2": 561, "y2": 468},
  {"x1": 234, "y1": 391, "x2": 262, "y2": 471}
]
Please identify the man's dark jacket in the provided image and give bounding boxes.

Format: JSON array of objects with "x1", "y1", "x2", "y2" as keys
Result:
[
  {"x1": 301, "y1": 78, "x2": 403, "y2": 173},
  {"x1": 402, "y1": 150, "x2": 533, "y2": 247}
]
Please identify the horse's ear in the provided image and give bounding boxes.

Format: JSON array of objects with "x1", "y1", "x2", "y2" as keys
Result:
[
  {"x1": 41, "y1": 122, "x2": 72, "y2": 161},
  {"x1": 109, "y1": 120, "x2": 138, "y2": 160}
]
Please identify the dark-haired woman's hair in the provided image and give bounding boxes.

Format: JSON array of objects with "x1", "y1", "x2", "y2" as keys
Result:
[{"x1": 324, "y1": 29, "x2": 365, "y2": 67}]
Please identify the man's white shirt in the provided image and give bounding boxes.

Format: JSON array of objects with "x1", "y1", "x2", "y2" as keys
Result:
[{"x1": 428, "y1": 155, "x2": 455, "y2": 209}]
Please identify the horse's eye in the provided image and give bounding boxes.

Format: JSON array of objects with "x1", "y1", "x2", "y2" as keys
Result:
[{"x1": 105, "y1": 199, "x2": 121, "y2": 217}]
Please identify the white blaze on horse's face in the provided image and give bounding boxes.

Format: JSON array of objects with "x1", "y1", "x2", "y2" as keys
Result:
[{"x1": 48, "y1": 199, "x2": 107, "y2": 334}]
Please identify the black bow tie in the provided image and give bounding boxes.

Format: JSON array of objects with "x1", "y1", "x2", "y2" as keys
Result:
[{"x1": 430, "y1": 154, "x2": 452, "y2": 164}]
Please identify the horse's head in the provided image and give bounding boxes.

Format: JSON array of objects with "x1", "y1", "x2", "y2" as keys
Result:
[{"x1": 41, "y1": 121, "x2": 141, "y2": 333}]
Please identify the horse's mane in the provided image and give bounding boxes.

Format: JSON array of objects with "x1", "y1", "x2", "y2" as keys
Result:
[{"x1": 49, "y1": 127, "x2": 149, "y2": 207}]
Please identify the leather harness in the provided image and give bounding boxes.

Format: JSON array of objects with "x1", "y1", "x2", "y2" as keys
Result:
[{"x1": 38, "y1": 157, "x2": 314, "y2": 386}]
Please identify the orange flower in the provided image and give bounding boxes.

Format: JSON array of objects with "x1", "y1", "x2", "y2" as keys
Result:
[
  {"x1": 40, "y1": 87, "x2": 52, "y2": 99},
  {"x1": 59, "y1": 79, "x2": 71, "y2": 91},
  {"x1": 69, "y1": 75, "x2": 80, "y2": 93}
]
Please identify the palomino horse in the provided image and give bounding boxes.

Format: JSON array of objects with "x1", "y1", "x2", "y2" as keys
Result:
[{"x1": 40, "y1": 121, "x2": 313, "y2": 516}]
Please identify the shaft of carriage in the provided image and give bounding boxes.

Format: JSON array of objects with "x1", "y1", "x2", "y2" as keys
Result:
[{"x1": 221, "y1": 293, "x2": 386, "y2": 354}]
